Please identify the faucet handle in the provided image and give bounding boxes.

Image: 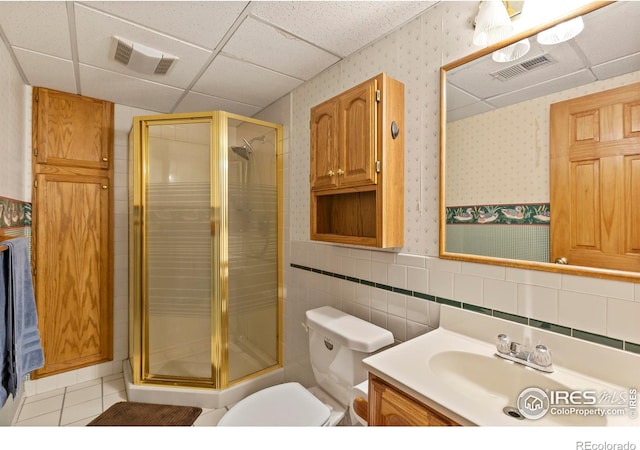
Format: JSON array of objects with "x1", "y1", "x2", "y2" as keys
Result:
[
  {"x1": 533, "y1": 344, "x2": 552, "y2": 367},
  {"x1": 496, "y1": 334, "x2": 511, "y2": 354}
]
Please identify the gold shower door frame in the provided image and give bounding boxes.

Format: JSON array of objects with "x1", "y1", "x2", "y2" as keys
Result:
[{"x1": 129, "y1": 111, "x2": 283, "y2": 390}]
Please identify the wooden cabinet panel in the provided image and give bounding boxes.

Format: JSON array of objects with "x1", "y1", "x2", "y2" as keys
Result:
[
  {"x1": 310, "y1": 99, "x2": 339, "y2": 190},
  {"x1": 34, "y1": 172, "x2": 112, "y2": 375},
  {"x1": 339, "y1": 79, "x2": 377, "y2": 187},
  {"x1": 31, "y1": 88, "x2": 114, "y2": 378},
  {"x1": 369, "y1": 375, "x2": 459, "y2": 426},
  {"x1": 310, "y1": 73, "x2": 404, "y2": 248},
  {"x1": 33, "y1": 87, "x2": 113, "y2": 169}
]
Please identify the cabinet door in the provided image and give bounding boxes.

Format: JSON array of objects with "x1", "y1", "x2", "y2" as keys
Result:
[
  {"x1": 338, "y1": 79, "x2": 377, "y2": 187},
  {"x1": 33, "y1": 87, "x2": 113, "y2": 170},
  {"x1": 33, "y1": 171, "x2": 113, "y2": 377},
  {"x1": 369, "y1": 376, "x2": 459, "y2": 426},
  {"x1": 310, "y1": 99, "x2": 339, "y2": 190}
]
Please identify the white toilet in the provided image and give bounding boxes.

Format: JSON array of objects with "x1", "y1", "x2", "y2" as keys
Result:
[{"x1": 217, "y1": 306, "x2": 394, "y2": 426}]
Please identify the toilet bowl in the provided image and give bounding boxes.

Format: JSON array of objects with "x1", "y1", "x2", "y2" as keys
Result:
[{"x1": 217, "y1": 306, "x2": 394, "y2": 426}]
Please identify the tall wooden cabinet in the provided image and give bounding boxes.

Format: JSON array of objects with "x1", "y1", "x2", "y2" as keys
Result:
[
  {"x1": 31, "y1": 87, "x2": 114, "y2": 378},
  {"x1": 310, "y1": 73, "x2": 404, "y2": 248}
]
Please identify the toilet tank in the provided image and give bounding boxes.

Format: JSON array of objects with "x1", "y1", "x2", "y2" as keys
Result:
[{"x1": 305, "y1": 306, "x2": 394, "y2": 407}]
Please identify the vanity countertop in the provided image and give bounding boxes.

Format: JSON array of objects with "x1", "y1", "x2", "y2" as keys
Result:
[{"x1": 362, "y1": 305, "x2": 639, "y2": 426}]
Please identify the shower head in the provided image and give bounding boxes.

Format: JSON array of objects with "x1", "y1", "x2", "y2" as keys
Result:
[
  {"x1": 231, "y1": 145, "x2": 251, "y2": 161},
  {"x1": 230, "y1": 135, "x2": 266, "y2": 161}
]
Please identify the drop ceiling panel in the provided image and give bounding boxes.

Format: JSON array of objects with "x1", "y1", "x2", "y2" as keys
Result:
[
  {"x1": 446, "y1": 84, "x2": 480, "y2": 111},
  {"x1": 447, "y1": 101, "x2": 494, "y2": 123},
  {"x1": 250, "y1": 1, "x2": 437, "y2": 57},
  {"x1": 487, "y1": 69, "x2": 596, "y2": 109},
  {"x1": 74, "y1": 4, "x2": 213, "y2": 89},
  {"x1": 0, "y1": 2, "x2": 71, "y2": 59},
  {"x1": 13, "y1": 48, "x2": 77, "y2": 94},
  {"x1": 173, "y1": 91, "x2": 262, "y2": 117},
  {"x1": 574, "y1": 1, "x2": 640, "y2": 67},
  {"x1": 448, "y1": 42, "x2": 588, "y2": 100},
  {"x1": 193, "y1": 54, "x2": 303, "y2": 107},
  {"x1": 81, "y1": 1, "x2": 249, "y2": 49},
  {"x1": 591, "y1": 52, "x2": 640, "y2": 81},
  {"x1": 79, "y1": 64, "x2": 184, "y2": 112},
  {"x1": 222, "y1": 16, "x2": 339, "y2": 81}
]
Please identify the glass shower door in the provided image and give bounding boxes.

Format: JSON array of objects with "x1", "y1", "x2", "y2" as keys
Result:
[
  {"x1": 144, "y1": 120, "x2": 215, "y2": 384},
  {"x1": 226, "y1": 117, "x2": 280, "y2": 383}
]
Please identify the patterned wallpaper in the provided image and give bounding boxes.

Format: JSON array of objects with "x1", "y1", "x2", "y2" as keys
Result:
[{"x1": 0, "y1": 35, "x2": 30, "y2": 203}]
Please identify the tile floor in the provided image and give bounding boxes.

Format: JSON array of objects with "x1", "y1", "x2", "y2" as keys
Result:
[{"x1": 11, "y1": 372, "x2": 227, "y2": 426}]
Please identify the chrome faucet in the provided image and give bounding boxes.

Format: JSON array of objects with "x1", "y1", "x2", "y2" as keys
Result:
[{"x1": 495, "y1": 334, "x2": 554, "y2": 373}]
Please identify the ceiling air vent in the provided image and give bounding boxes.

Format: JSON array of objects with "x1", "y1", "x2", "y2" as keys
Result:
[
  {"x1": 112, "y1": 36, "x2": 178, "y2": 75},
  {"x1": 491, "y1": 54, "x2": 555, "y2": 81}
]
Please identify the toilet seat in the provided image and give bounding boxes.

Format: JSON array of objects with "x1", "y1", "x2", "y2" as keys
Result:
[{"x1": 217, "y1": 382, "x2": 331, "y2": 426}]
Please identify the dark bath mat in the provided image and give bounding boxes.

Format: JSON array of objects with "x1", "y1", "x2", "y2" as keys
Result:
[{"x1": 87, "y1": 401, "x2": 202, "y2": 426}]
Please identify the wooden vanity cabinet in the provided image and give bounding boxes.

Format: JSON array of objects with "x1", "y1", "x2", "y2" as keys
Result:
[
  {"x1": 368, "y1": 375, "x2": 459, "y2": 426},
  {"x1": 309, "y1": 73, "x2": 404, "y2": 248}
]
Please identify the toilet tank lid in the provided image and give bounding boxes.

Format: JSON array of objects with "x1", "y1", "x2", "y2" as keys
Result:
[{"x1": 305, "y1": 306, "x2": 394, "y2": 352}]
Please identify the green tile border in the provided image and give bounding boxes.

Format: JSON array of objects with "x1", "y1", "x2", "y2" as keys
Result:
[
  {"x1": 529, "y1": 319, "x2": 572, "y2": 336},
  {"x1": 573, "y1": 329, "x2": 624, "y2": 350},
  {"x1": 290, "y1": 262, "x2": 639, "y2": 356},
  {"x1": 463, "y1": 303, "x2": 493, "y2": 316},
  {"x1": 625, "y1": 342, "x2": 640, "y2": 355}
]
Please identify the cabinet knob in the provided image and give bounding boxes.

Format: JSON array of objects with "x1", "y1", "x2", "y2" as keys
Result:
[
  {"x1": 337, "y1": 169, "x2": 344, "y2": 176},
  {"x1": 328, "y1": 170, "x2": 335, "y2": 177},
  {"x1": 102, "y1": 157, "x2": 108, "y2": 162},
  {"x1": 555, "y1": 257, "x2": 568, "y2": 264}
]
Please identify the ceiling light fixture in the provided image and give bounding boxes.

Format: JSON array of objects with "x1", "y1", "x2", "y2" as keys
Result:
[
  {"x1": 112, "y1": 36, "x2": 178, "y2": 75},
  {"x1": 536, "y1": 16, "x2": 584, "y2": 45},
  {"x1": 472, "y1": 0, "x2": 513, "y2": 47},
  {"x1": 492, "y1": 37, "x2": 531, "y2": 63}
]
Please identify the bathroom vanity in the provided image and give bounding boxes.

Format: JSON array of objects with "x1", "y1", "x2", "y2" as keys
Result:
[{"x1": 363, "y1": 305, "x2": 640, "y2": 426}]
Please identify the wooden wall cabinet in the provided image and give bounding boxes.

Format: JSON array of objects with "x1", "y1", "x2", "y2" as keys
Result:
[
  {"x1": 368, "y1": 375, "x2": 459, "y2": 426},
  {"x1": 310, "y1": 73, "x2": 404, "y2": 248},
  {"x1": 31, "y1": 87, "x2": 114, "y2": 378}
]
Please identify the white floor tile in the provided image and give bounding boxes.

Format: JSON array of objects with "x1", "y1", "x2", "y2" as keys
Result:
[
  {"x1": 103, "y1": 377, "x2": 125, "y2": 396},
  {"x1": 17, "y1": 394, "x2": 63, "y2": 421},
  {"x1": 103, "y1": 391, "x2": 128, "y2": 410},
  {"x1": 23, "y1": 388, "x2": 64, "y2": 404},
  {"x1": 14, "y1": 410, "x2": 60, "y2": 426},
  {"x1": 60, "y1": 398, "x2": 103, "y2": 426},
  {"x1": 64, "y1": 384, "x2": 102, "y2": 408}
]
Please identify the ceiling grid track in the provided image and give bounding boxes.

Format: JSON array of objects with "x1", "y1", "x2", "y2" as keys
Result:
[
  {"x1": 169, "y1": 2, "x2": 255, "y2": 113},
  {"x1": 66, "y1": 1, "x2": 82, "y2": 95}
]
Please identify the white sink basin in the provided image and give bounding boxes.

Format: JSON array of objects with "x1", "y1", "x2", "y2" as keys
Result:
[
  {"x1": 362, "y1": 305, "x2": 639, "y2": 426},
  {"x1": 428, "y1": 350, "x2": 607, "y2": 426}
]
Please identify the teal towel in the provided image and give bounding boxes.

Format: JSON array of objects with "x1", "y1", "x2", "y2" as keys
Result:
[{"x1": 2, "y1": 238, "x2": 44, "y2": 405}]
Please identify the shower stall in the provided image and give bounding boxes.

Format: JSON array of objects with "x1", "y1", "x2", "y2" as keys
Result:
[{"x1": 127, "y1": 111, "x2": 283, "y2": 408}]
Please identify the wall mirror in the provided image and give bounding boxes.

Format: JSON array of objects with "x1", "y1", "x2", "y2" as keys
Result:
[{"x1": 440, "y1": 1, "x2": 640, "y2": 282}]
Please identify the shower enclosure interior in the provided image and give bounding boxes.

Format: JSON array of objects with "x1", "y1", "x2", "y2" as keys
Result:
[{"x1": 129, "y1": 111, "x2": 282, "y2": 394}]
